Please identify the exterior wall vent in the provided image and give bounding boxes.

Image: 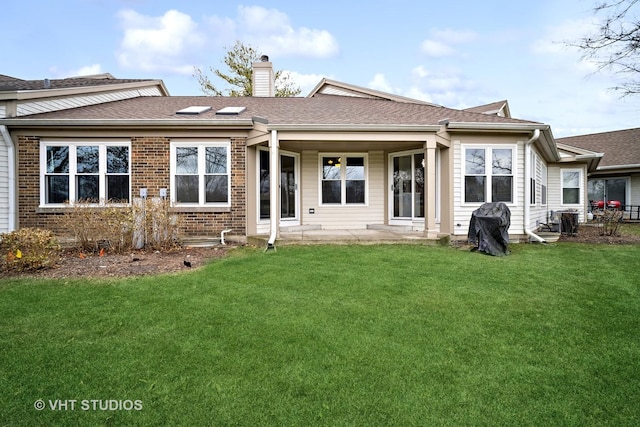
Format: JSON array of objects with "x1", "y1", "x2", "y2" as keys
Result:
[
  {"x1": 176, "y1": 106, "x2": 212, "y2": 115},
  {"x1": 216, "y1": 106, "x2": 247, "y2": 115}
]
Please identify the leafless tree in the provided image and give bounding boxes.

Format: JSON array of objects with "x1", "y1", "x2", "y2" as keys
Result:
[{"x1": 573, "y1": 0, "x2": 640, "y2": 96}]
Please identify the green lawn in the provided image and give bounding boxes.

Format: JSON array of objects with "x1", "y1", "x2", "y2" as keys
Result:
[{"x1": 1, "y1": 243, "x2": 639, "y2": 426}]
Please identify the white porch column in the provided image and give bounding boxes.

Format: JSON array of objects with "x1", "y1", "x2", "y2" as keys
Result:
[
  {"x1": 424, "y1": 137, "x2": 438, "y2": 239},
  {"x1": 268, "y1": 130, "x2": 280, "y2": 242}
]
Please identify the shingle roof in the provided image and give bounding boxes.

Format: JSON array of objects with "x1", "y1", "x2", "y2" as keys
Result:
[
  {"x1": 557, "y1": 128, "x2": 640, "y2": 167},
  {"x1": 0, "y1": 74, "x2": 159, "y2": 91},
  {"x1": 8, "y1": 93, "x2": 540, "y2": 127}
]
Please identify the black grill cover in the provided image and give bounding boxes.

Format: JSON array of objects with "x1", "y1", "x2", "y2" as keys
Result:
[{"x1": 467, "y1": 202, "x2": 511, "y2": 256}]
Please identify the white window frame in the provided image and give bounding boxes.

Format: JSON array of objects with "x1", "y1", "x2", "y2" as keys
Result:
[
  {"x1": 40, "y1": 140, "x2": 131, "y2": 207},
  {"x1": 561, "y1": 168, "x2": 583, "y2": 206},
  {"x1": 462, "y1": 145, "x2": 516, "y2": 205},
  {"x1": 170, "y1": 141, "x2": 231, "y2": 207},
  {"x1": 318, "y1": 153, "x2": 368, "y2": 206}
]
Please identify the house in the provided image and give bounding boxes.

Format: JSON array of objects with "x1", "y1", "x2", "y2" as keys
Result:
[
  {"x1": 556, "y1": 128, "x2": 640, "y2": 219},
  {"x1": 0, "y1": 73, "x2": 169, "y2": 233},
  {"x1": 0, "y1": 60, "x2": 602, "y2": 245}
]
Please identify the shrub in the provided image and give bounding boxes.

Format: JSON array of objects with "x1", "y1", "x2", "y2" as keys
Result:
[
  {"x1": 59, "y1": 201, "x2": 135, "y2": 254},
  {"x1": 60, "y1": 198, "x2": 181, "y2": 254},
  {"x1": 597, "y1": 209, "x2": 624, "y2": 236},
  {"x1": 134, "y1": 198, "x2": 182, "y2": 251},
  {"x1": 0, "y1": 228, "x2": 60, "y2": 272}
]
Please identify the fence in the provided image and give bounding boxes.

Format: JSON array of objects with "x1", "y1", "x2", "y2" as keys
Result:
[{"x1": 588, "y1": 204, "x2": 640, "y2": 221}]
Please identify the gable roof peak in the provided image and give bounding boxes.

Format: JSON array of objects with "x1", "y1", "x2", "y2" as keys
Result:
[{"x1": 307, "y1": 77, "x2": 438, "y2": 106}]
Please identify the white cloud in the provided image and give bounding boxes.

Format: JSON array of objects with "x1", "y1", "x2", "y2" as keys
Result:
[
  {"x1": 420, "y1": 28, "x2": 477, "y2": 57},
  {"x1": 115, "y1": 6, "x2": 339, "y2": 76},
  {"x1": 420, "y1": 40, "x2": 454, "y2": 57},
  {"x1": 71, "y1": 64, "x2": 104, "y2": 77},
  {"x1": 116, "y1": 9, "x2": 205, "y2": 74},
  {"x1": 531, "y1": 17, "x2": 596, "y2": 55},
  {"x1": 237, "y1": 6, "x2": 339, "y2": 58},
  {"x1": 285, "y1": 71, "x2": 327, "y2": 95},
  {"x1": 368, "y1": 73, "x2": 396, "y2": 93},
  {"x1": 48, "y1": 64, "x2": 104, "y2": 78}
]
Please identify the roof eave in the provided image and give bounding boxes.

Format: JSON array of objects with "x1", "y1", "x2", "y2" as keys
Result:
[
  {"x1": 445, "y1": 122, "x2": 545, "y2": 132},
  {"x1": 269, "y1": 123, "x2": 443, "y2": 132},
  {"x1": 2, "y1": 118, "x2": 254, "y2": 128},
  {"x1": 0, "y1": 80, "x2": 169, "y2": 100}
]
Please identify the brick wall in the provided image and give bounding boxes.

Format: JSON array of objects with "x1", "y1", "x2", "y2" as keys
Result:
[{"x1": 17, "y1": 135, "x2": 247, "y2": 237}]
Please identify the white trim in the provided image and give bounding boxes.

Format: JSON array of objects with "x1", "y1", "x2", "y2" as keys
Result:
[
  {"x1": 39, "y1": 140, "x2": 131, "y2": 207},
  {"x1": 388, "y1": 149, "x2": 429, "y2": 224},
  {"x1": 170, "y1": 140, "x2": 231, "y2": 207},
  {"x1": 561, "y1": 168, "x2": 583, "y2": 206},
  {"x1": 461, "y1": 144, "x2": 517, "y2": 206},
  {"x1": 318, "y1": 153, "x2": 369, "y2": 206},
  {"x1": 257, "y1": 147, "x2": 300, "y2": 226}
]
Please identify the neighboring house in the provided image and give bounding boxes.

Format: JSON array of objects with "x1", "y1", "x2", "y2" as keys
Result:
[
  {"x1": 1, "y1": 61, "x2": 601, "y2": 244},
  {"x1": 556, "y1": 128, "x2": 640, "y2": 218},
  {"x1": 0, "y1": 73, "x2": 169, "y2": 233}
]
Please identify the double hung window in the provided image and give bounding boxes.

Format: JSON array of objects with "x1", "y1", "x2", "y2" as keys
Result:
[
  {"x1": 464, "y1": 146, "x2": 514, "y2": 203},
  {"x1": 562, "y1": 169, "x2": 582, "y2": 205},
  {"x1": 171, "y1": 142, "x2": 230, "y2": 206},
  {"x1": 320, "y1": 155, "x2": 367, "y2": 205}
]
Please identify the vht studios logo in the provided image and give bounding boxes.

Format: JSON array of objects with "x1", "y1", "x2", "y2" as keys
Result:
[{"x1": 34, "y1": 399, "x2": 143, "y2": 411}]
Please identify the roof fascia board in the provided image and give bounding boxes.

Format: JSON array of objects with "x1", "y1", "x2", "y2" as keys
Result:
[
  {"x1": 274, "y1": 130, "x2": 442, "y2": 143},
  {"x1": 270, "y1": 124, "x2": 442, "y2": 132},
  {"x1": 445, "y1": 122, "x2": 545, "y2": 132},
  {"x1": 2, "y1": 118, "x2": 254, "y2": 128},
  {"x1": 0, "y1": 80, "x2": 169, "y2": 100},
  {"x1": 556, "y1": 142, "x2": 601, "y2": 156}
]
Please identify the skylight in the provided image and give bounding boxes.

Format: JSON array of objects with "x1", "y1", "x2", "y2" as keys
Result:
[
  {"x1": 216, "y1": 106, "x2": 247, "y2": 115},
  {"x1": 176, "y1": 106, "x2": 212, "y2": 115}
]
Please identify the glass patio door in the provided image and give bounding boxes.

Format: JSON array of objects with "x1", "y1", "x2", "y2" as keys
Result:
[
  {"x1": 280, "y1": 154, "x2": 297, "y2": 221},
  {"x1": 259, "y1": 150, "x2": 299, "y2": 223},
  {"x1": 391, "y1": 153, "x2": 424, "y2": 220},
  {"x1": 588, "y1": 178, "x2": 627, "y2": 205}
]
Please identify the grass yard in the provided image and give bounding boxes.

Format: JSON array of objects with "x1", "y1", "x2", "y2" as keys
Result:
[{"x1": 1, "y1": 242, "x2": 639, "y2": 426}]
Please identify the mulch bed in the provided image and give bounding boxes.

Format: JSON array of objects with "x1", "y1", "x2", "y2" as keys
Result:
[
  {"x1": 2, "y1": 245, "x2": 234, "y2": 280},
  {"x1": 558, "y1": 223, "x2": 640, "y2": 245}
]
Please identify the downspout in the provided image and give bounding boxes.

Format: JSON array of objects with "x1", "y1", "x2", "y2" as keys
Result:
[
  {"x1": 266, "y1": 129, "x2": 279, "y2": 250},
  {"x1": 0, "y1": 125, "x2": 16, "y2": 231},
  {"x1": 524, "y1": 129, "x2": 545, "y2": 243}
]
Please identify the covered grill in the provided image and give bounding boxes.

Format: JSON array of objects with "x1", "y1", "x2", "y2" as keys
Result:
[{"x1": 467, "y1": 202, "x2": 511, "y2": 256}]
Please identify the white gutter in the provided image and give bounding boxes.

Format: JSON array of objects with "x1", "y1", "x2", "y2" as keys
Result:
[
  {"x1": 523, "y1": 129, "x2": 545, "y2": 243},
  {"x1": 267, "y1": 130, "x2": 279, "y2": 250},
  {"x1": 0, "y1": 125, "x2": 16, "y2": 231},
  {"x1": 597, "y1": 163, "x2": 640, "y2": 170}
]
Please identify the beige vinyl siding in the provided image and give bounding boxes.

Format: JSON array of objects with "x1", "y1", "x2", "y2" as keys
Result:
[
  {"x1": 16, "y1": 87, "x2": 163, "y2": 116},
  {"x1": 318, "y1": 85, "x2": 376, "y2": 99},
  {"x1": 0, "y1": 104, "x2": 5, "y2": 118},
  {"x1": 547, "y1": 164, "x2": 587, "y2": 222},
  {"x1": 0, "y1": 137, "x2": 8, "y2": 232},
  {"x1": 301, "y1": 150, "x2": 384, "y2": 229},
  {"x1": 529, "y1": 148, "x2": 549, "y2": 229}
]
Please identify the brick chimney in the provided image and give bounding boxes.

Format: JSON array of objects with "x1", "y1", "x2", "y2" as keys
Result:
[{"x1": 252, "y1": 55, "x2": 275, "y2": 97}]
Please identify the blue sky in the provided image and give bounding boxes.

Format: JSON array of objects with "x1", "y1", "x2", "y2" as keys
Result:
[{"x1": 4, "y1": 0, "x2": 639, "y2": 137}]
